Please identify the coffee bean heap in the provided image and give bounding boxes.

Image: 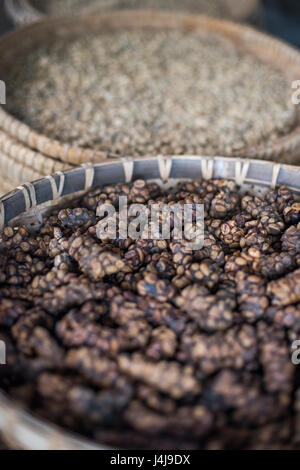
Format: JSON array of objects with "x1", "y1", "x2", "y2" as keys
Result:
[
  {"x1": 5, "y1": 29, "x2": 296, "y2": 157},
  {"x1": 1, "y1": 178, "x2": 300, "y2": 449}
]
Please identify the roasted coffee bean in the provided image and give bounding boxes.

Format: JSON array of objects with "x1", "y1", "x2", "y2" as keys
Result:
[
  {"x1": 39, "y1": 277, "x2": 106, "y2": 314},
  {"x1": 58, "y1": 207, "x2": 96, "y2": 229},
  {"x1": 110, "y1": 294, "x2": 144, "y2": 325},
  {"x1": 258, "y1": 323, "x2": 294, "y2": 395},
  {"x1": 178, "y1": 325, "x2": 257, "y2": 374},
  {"x1": 282, "y1": 224, "x2": 300, "y2": 253},
  {"x1": 176, "y1": 284, "x2": 235, "y2": 332},
  {"x1": 210, "y1": 191, "x2": 240, "y2": 219},
  {"x1": 240, "y1": 227, "x2": 271, "y2": 252},
  {"x1": 0, "y1": 298, "x2": 27, "y2": 327},
  {"x1": 253, "y1": 251, "x2": 296, "y2": 279},
  {"x1": 137, "y1": 384, "x2": 176, "y2": 414},
  {"x1": 125, "y1": 400, "x2": 213, "y2": 438},
  {"x1": 232, "y1": 394, "x2": 286, "y2": 427},
  {"x1": 267, "y1": 269, "x2": 300, "y2": 307},
  {"x1": 185, "y1": 259, "x2": 222, "y2": 289},
  {"x1": 137, "y1": 273, "x2": 176, "y2": 302},
  {"x1": 195, "y1": 233, "x2": 225, "y2": 265},
  {"x1": 68, "y1": 384, "x2": 133, "y2": 427},
  {"x1": 118, "y1": 353, "x2": 200, "y2": 399},
  {"x1": 236, "y1": 271, "x2": 269, "y2": 322},
  {"x1": 31, "y1": 268, "x2": 77, "y2": 296},
  {"x1": 65, "y1": 348, "x2": 120, "y2": 388},
  {"x1": 146, "y1": 326, "x2": 177, "y2": 360},
  {"x1": 284, "y1": 203, "x2": 300, "y2": 225},
  {"x1": 207, "y1": 370, "x2": 260, "y2": 410},
  {"x1": 267, "y1": 304, "x2": 300, "y2": 332},
  {"x1": 216, "y1": 220, "x2": 244, "y2": 249},
  {"x1": 137, "y1": 297, "x2": 186, "y2": 334},
  {"x1": 11, "y1": 308, "x2": 55, "y2": 356},
  {"x1": 69, "y1": 236, "x2": 126, "y2": 280}
]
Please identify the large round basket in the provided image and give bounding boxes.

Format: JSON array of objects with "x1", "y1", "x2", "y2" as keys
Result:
[{"x1": 0, "y1": 10, "x2": 299, "y2": 194}]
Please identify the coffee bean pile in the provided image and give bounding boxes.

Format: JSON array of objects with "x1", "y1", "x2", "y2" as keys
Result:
[
  {"x1": 1, "y1": 178, "x2": 300, "y2": 449},
  {"x1": 5, "y1": 29, "x2": 296, "y2": 157}
]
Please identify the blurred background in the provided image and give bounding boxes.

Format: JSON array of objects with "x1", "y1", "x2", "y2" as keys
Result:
[
  {"x1": 0, "y1": 1, "x2": 300, "y2": 47},
  {"x1": 263, "y1": 0, "x2": 300, "y2": 47}
]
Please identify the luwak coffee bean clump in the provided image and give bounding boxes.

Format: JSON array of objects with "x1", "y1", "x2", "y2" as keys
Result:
[{"x1": 1, "y1": 178, "x2": 300, "y2": 449}]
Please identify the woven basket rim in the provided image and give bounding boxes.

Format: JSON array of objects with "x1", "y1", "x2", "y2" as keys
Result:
[
  {"x1": 0, "y1": 390, "x2": 106, "y2": 450},
  {"x1": 0, "y1": 10, "x2": 300, "y2": 167},
  {"x1": 0, "y1": 129, "x2": 70, "y2": 183},
  {"x1": 1, "y1": 153, "x2": 300, "y2": 227},
  {"x1": 0, "y1": 154, "x2": 300, "y2": 449}
]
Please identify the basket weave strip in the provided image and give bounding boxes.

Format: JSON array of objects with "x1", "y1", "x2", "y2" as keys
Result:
[
  {"x1": 0, "y1": 130, "x2": 70, "y2": 175},
  {"x1": 0, "y1": 157, "x2": 71, "y2": 193},
  {"x1": 1, "y1": 155, "x2": 300, "y2": 229},
  {"x1": 0, "y1": 179, "x2": 15, "y2": 196},
  {"x1": 0, "y1": 111, "x2": 107, "y2": 164},
  {"x1": 0, "y1": 150, "x2": 42, "y2": 184}
]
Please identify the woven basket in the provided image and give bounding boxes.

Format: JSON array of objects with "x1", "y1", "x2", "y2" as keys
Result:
[
  {"x1": 5, "y1": 0, "x2": 262, "y2": 25},
  {"x1": 0, "y1": 154, "x2": 300, "y2": 449},
  {"x1": 0, "y1": 10, "x2": 299, "y2": 172}
]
